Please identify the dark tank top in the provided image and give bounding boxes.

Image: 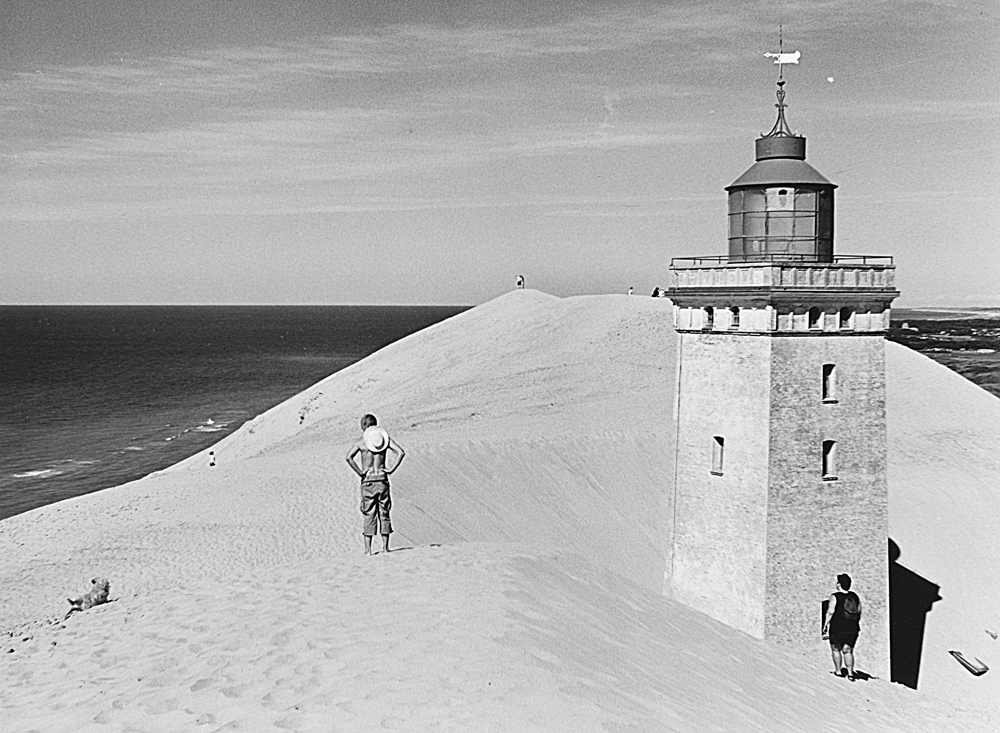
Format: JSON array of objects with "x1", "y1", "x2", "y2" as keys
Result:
[{"x1": 830, "y1": 591, "x2": 861, "y2": 634}]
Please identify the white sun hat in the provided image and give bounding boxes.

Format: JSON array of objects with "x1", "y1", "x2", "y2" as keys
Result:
[{"x1": 363, "y1": 425, "x2": 390, "y2": 453}]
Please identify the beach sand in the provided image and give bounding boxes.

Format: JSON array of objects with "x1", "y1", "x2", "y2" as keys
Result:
[{"x1": 2, "y1": 290, "x2": 999, "y2": 731}]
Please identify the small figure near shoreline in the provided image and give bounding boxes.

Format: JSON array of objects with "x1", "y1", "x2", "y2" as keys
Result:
[
  {"x1": 823, "y1": 573, "x2": 863, "y2": 681},
  {"x1": 345, "y1": 414, "x2": 405, "y2": 555}
]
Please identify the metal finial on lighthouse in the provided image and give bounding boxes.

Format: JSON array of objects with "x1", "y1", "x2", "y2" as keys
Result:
[
  {"x1": 763, "y1": 80, "x2": 795, "y2": 138},
  {"x1": 762, "y1": 29, "x2": 800, "y2": 139}
]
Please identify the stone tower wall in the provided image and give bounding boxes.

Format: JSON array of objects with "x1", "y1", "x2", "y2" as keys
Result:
[
  {"x1": 670, "y1": 331, "x2": 772, "y2": 636},
  {"x1": 670, "y1": 326, "x2": 891, "y2": 677},
  {"x1": 765, "y1": 334, "x2": 890, "y2": 677}
]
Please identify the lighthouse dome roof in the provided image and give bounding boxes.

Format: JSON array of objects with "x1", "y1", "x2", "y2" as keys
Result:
[{"x1": 726, "y1": 158, "x2": 835, "y2": 190}]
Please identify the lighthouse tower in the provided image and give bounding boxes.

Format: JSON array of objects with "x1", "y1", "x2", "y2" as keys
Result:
[{"x1": 666, "y1": 80, "x2": 897, "y2": 676}]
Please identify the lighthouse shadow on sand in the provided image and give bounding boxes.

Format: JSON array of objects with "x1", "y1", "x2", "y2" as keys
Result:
[{"x1": 888, "y1": 538, "x2": 942, "y2": 690}]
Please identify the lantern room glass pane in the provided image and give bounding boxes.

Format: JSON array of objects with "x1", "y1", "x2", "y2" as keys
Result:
[
  {"x1": 728, "y1": 190, "x2": 743, "y2": 213},
  {"x1": 795, "y1": 190, "x2": 816, "y2": 211},
  {"x1": 816, "y1": 239, "x2": 833, "y2": 262},
  {"x1": 744, "y1": 213, "x2": 766, "y2": 237},
  {"x1": 768, "y1": 213, "x2": 794, "y2": 237},
  {"x1": 729, "y1": 213, "x2": 742, "y2": 238},
  {"x1": 744, "y1": 189, "x2": 766, "y2": 212},
  {"x1": 794, "y1": 214, "x2": 816, "y2": 238},
  {"x1": 817, "y1": 195, "x2": 833, "y2": 237}
]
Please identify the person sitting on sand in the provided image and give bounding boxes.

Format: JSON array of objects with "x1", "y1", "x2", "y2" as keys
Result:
[
  {"x1": 823, "y1": 573, "x2": 863, "y2": 681},
  {"x1": 345, "y1": 414, "x2": 405, "y2": 555}
]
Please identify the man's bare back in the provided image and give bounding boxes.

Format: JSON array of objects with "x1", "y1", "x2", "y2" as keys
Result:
[
  {"x1": 346, "y1": 436, "x2": 402, "y2": 479},
  {"x1": 344, "y1": 416, "x2": 405, "y2": 555}
]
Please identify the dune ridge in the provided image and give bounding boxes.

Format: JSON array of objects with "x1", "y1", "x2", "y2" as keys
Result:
[{"x1": 2, "y1": 290, "x2": 999, "y2": 731}]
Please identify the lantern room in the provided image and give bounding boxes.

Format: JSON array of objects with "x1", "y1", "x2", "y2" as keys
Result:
[{"x1": 726, "y1": 80, "x2": 836, "y2": 263}]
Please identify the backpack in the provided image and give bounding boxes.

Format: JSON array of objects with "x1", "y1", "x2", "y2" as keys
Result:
[{"x1": 843, "y1": 593, "x2": 862, "y2": 621}]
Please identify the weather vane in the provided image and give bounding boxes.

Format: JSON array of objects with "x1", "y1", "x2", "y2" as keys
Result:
[
  {"x1": 763, "y1": 24, "x2": 800, "y2": 80},
  {"x1": 761, "y1": 25, "x2": 800, "y2": 138}
]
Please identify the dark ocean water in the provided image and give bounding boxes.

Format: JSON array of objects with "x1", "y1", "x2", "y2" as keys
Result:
[
  {"x1": 0, "y1": 306, "x2": 468, "y2": 521},
  {"x1": 889, "y1": 309, "x2": 1000, "y2": 399}
]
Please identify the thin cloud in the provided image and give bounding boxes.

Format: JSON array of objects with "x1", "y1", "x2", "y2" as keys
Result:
[
  {"x1": 3, "y1": 0, "x2": 991, "y2": 226},
  {"x1": 6, "y1": 1, "x2": 781, "y2": 107},
  {"x1": 1, "y1": 113, "x2": 715, "y2": 223}
]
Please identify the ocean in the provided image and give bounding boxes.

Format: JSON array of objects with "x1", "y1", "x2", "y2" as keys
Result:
[
  {"x1": 890, "y1": 308, "x2": 1000, "y2": 399},
  {"x1": 0, "y1": 306, "x2": 468, "y2": 521}
]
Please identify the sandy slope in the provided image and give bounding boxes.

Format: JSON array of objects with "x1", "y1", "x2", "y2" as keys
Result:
[
  {"x1": 3, "y1": 546, "x2": 989, "y2": 732},
  {"x1": 2, "y1": 290, "x2": 998, "y2": 731},
  {"x1": 885, "y1": 344, "x2": 1000, "y2": 708}
]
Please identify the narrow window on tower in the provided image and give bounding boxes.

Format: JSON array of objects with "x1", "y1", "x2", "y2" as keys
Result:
[
  {"x1": 822, "y1": 440, "x2": 838, "y2": 480},
  {"x1": 704, "y1": 306, "x2": 714, "y2": 330},
  {"x1": 711, "y1": 436, "x2": 724, "y2": 475},
  {"x1": 822, "y1": 364, "x2": 837, "y2": 403},
  {"x1": 808, "y1": 307, "x2": 822, "y2": 330},
  {"x1": 839, "y1": 307, "x2": 853, "y2": 330},
  {"x1": 729, "y1": 307, "x2": 740, "y2": 330}
]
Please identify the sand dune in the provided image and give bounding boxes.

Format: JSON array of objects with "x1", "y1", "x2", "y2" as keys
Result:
[
  {"x1": 2, "y1": 290, "x2": 998, "y2": 731},
  {"x1": 4, "y1": 547, "x2": 990, "y2": 732},
  {"x1": 885, "y1": 344, "x2": 1000, "y2": 707}
]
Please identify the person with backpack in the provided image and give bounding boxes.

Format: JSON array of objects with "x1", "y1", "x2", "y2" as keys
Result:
[{"x1": 822, "y1": 573, "x2": 863, "y2": 680}]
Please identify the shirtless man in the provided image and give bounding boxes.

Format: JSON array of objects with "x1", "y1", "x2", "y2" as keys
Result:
[{"x1": 345, "y1": 414, "x2": 405, "y2": 555}]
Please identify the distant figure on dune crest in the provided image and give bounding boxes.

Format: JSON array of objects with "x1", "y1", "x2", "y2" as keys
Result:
[
  {"x1": 66, "y1": 577, "x2": 110, "y2": 619},
  {"x1": 628, "y1": 286, "x2": 634, "y2": 295},
  {"x1": 823, "y1": 573, "x2": 863, "y2": 681},
  {"x1": 516, "y1": 274, "x2": 524, "y2": 289},
  {"x1": 345, "y1": 414, "x2": 406, "y2": 555}
]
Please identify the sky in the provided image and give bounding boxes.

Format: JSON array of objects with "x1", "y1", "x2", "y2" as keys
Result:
[{"x1": 1, "y1": 0, "x2": 997, "y2": 306}]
